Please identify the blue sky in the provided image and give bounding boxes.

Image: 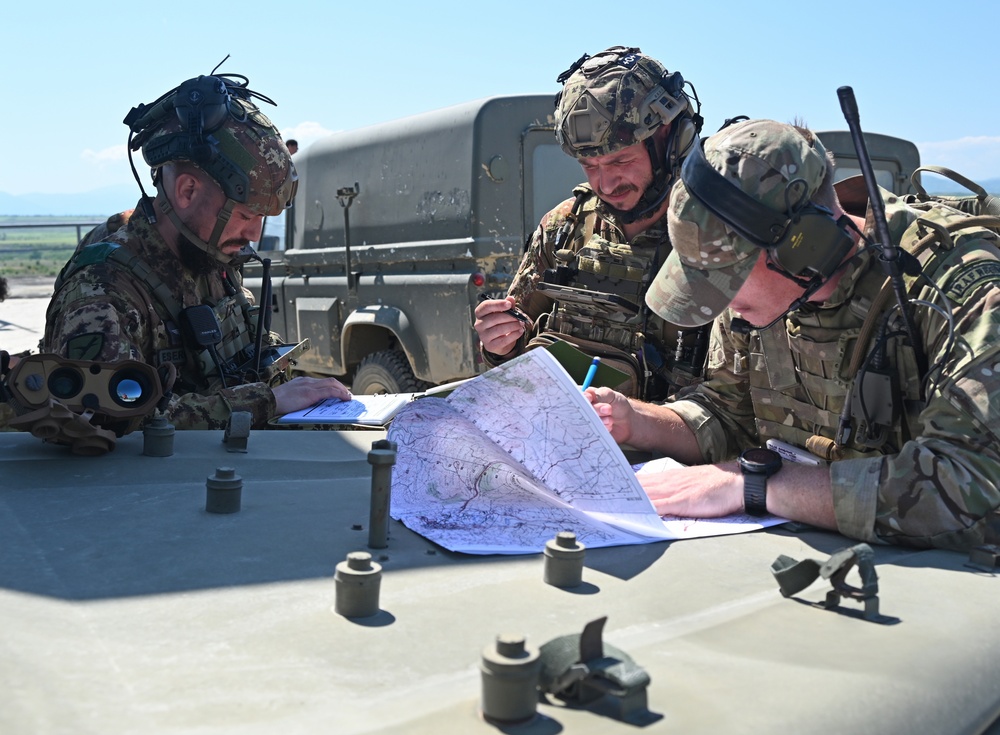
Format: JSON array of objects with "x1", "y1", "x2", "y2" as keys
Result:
[{"x1": 3, "y1": 0, "x2": 998, "y2": 198}]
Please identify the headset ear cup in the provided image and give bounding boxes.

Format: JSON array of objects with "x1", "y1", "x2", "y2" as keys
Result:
[
  {"x1": 672, "y1": 117, "x2": 697, "y2": 160},
  {"x1": 769, "y1": 208, "x2": 855, "y2": 278},
  {"x1": 664, "y1": 116, "x2": 697, "y2": 183}
]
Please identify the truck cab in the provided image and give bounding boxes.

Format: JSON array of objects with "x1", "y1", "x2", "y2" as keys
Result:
[{"x1": 816, "y1": 130, "x2": 921, "y2": 195}]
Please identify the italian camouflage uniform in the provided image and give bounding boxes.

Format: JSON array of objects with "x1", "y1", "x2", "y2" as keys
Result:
[
  {"x1": 669, "y1": 177, "x2": 1000, "y2": 551},
  {"x1": 484, "y1": 184, "x2": 704, "y2": 401},
  {"x1": 43, "y1": 202, "x2": 281, "y2": 430},
  {"x1": 77, "y1": 209, "x2": 134, "y2": 252}
]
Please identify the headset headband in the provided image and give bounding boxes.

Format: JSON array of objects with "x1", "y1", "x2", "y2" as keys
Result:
[
  {"x1": 681, "y1": 137, "x2": 794, "y2": 247},
  {"x1": 679, "y1": 135, "x2": 854, "y2": 281}
]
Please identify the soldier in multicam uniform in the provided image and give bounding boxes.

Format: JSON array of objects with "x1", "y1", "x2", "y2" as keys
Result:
[
  {"x1": 42, "y1": 75, "x2": 350, "y2": 430},
  {"x1": 588, "y1": 118, "x2": 1000, "y2": 552},
  {"x1": 474, "y1": 46, "x2": 705, "y2": 401}
]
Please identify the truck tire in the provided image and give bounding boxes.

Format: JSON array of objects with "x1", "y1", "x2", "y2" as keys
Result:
[{"x1": 352, "y1": 350, "x2": 429, "y2": 394}]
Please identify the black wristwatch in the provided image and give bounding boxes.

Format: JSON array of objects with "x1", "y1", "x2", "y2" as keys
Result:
[{"x1": 738, "y1": 447, "x2": 783, "y2": 516}]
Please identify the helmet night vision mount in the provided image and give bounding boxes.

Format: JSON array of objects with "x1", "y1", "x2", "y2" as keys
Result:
[
  {"x1": 124, "y1": 73, "x2": 275, "y2": 205},
  {"x1": 122, "y1": 64, "x2": 297, "y2": 265}
]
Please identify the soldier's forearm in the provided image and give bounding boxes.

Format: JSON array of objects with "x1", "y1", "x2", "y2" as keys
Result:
[{"x1": 630, "y1": 400, "x2": 703, "y2": 465}]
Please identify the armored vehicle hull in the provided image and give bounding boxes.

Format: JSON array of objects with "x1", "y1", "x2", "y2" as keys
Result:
[{"x1": 2, "y1": 428, "x2": 998, "y2": 733}]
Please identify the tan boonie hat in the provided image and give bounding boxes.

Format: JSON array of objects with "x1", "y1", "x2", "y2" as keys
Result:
[{"x1": 645, "y1": 119, "x2": 831, "y2": 327}]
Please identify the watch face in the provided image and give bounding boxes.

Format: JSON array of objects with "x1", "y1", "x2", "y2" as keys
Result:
[{"x1": 740, "y1": 447, "x2": 782, "y2": 473}]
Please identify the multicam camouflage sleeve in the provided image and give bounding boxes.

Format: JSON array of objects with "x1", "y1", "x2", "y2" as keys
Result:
[
  {"x1": 665, "y1": 312, "x2": 760, "y2": 462},
  {"x1": 834, "y1": 241, "x2": 1000, "y2": 551}
]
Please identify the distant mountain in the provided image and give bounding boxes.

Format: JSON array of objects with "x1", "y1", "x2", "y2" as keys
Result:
[
  {"x1": 923, "y1": 176, "x2": 1000, "y2": 196},
  {"x1": 0, "y1": 184, "x2": 138, "y2": 217},
  {"x1": 1, "y1": 176, "x2": 997, "y2": 217}
]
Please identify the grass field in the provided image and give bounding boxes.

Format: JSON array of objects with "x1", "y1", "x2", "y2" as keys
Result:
[{"x1": 0, "y1": 216, "x2": 103, "y2": 278}]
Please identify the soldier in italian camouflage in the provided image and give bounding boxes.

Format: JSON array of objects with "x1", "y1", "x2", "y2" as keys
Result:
[
  {"x1": 42, "y1": 74, "x2": 349, "y2": 430},
  {"x1": 474, "y1": 46, "x2": 706, "y2": 401},
  {"x1": 588, "y1": 118, "x2": 1000, "y2": 551}
]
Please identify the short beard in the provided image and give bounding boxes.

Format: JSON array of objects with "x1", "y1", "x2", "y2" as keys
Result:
[{"x1": 176, "y1": 234, "x2": 226, "y2": 277}]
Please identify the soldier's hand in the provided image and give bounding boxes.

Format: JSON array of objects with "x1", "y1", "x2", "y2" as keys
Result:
[
  {"x1": 474, "y1": 297, "x2": 528, "y2": 357},
  {"x1": 585, "y1": 386, "x2": 635, "y2": 444},
  {"x1": 639, "y1": 463, "x2": 742, "y2": 518},
  {"x1": 273, "y1": 376, "x2": 351, "y2": 416}
]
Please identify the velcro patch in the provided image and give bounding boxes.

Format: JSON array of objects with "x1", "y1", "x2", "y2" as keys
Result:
[
  {"x1": 158, "y1": 348, "x2": 185, "y2": 365},
  {"x1": 617, "y1": 52, "x2": 640, "y2": 69},
  {"x1": 66, "y1": 333, "x2": 105, "y2": 361},
  {"x1": 943, "y1": 261, "x2": 1000, "y2": 304},
  {"x1": 75, "y1": 241, "x2": 119, "y2": 267}
]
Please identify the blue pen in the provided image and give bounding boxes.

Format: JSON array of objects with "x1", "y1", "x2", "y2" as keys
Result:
[{"x1": 581, "y1": 356, "x2": 601, "y2": 392}]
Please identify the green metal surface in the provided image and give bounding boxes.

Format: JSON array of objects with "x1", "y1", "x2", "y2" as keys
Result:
[{"x1": 2, "y1": 429, "x2": 997, "y2": 734}]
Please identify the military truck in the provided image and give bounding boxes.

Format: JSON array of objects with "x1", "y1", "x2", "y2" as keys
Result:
[
  {"x1": 246, "y1": 100, "x2": 921, "y2": 394},
  {"x1": 245, "y1": 95, "x2": 583, "y2": 394},
  {"x1": 816, "y1": 129, "x2": 921, "y2": 194}
]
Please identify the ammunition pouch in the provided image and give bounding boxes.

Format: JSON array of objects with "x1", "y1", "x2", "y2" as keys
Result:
[
  {"x1": 531, "y1": 281, "x2": 685, "y2": 400},
  {"x1": 572, "y1": 241, "x2": 649, "y2": 301}
]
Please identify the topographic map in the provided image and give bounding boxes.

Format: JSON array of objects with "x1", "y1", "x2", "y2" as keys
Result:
[{"x1": 389, "y1": 349, "x2": 784, "y2": 554}]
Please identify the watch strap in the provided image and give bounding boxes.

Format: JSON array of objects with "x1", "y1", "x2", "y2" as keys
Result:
[{"x1": 743, "y1": 472, "x2": 768, "y2": 516}]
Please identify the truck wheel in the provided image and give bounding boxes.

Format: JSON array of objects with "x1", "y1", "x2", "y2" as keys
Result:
[{"x1": 352, "y1": 350, "x2": 429, "y2": 394}]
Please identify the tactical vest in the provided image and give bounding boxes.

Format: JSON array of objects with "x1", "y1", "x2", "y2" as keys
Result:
[
  {"x1": 53, "y1": 242, "x2": 279, "y2": 391},
  {"x1": 544, "y1": 236, "x2": 655, "y2": 348},
  {"x1": 532, "y1": 187, "x2": 707, "y2": 401},
  {"x1": 744, "y1": 198, "x2": 1000, "y2": 460}
]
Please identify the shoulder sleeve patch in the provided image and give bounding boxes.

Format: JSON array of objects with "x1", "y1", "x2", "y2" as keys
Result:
[
  {"x1": 943, "y1": 261, "x2": 1000, "y2": 304},
  {"x1": 66, "y1": 333, "x2": 105, "y2": 361},
  {"x1": 74, "y1": 242, "x2": 120, "y2": 268}
]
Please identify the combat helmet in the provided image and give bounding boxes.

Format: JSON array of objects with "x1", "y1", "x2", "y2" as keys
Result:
[
  {"x1": 554, "y1": 46, "x2": 702, "y2": 223},
  {"x1": 123, "y1": 72, "x2": 297, "y2": 263}
]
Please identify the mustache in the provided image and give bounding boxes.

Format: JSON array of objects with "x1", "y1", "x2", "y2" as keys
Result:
[{"x1": 602, "y1": 183, "x2": 638, "y2": 198}]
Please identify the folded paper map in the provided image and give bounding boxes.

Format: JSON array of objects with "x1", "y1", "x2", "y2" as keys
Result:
[{"x1": 388, "y1": 349, "x2": 785, "y2": 554}]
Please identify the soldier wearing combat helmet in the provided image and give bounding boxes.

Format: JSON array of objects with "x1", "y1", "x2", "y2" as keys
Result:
[
  {"x1": 475, "y1": 46, "x2": 706, "y2": 401},
  {"x1": 587, "y1": 118, "x2": 1000, "y2": 552},
  {"x1": 42, "y1": 72, "x2": 350, "y2": 430}
]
